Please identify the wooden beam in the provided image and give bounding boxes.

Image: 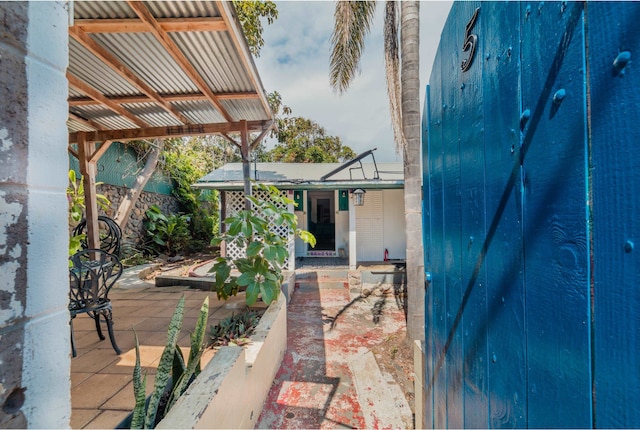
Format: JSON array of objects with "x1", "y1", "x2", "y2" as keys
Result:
[
  {"x1": 69, "y1": 27, "x2": 192, "y2": 125},
  {"x1": 68, "y1": 91, "x2": 259, "y2": 106},
  {"x1": 250, "y1": 126, "x2": 272, "y2": 151},
  {"x1": 67, "y1": 72, "x2": 150, "y2": 128},
  {"x1": 89, "y1": 140, "x2": 113, "y2": 164},
  {"x1": 217, "y1": 1, "x2": 274, "y2": 121},
  {"x1": 221, "y1": 132, "x2": 240, "y2": 148},
  {"x1": 76, "y1": 132, "x2": 101, "y2": 250},
  {"x1": 68, "y1": 145, "x2": 79, "y2": 159},
  {"x1": 127, "y1": 1, "x2": 234, "y2": 122},
  {"x1": 69, "y1": 120, "x2": 272, "y2": 143},
  {"x1": 73, "y1": 17, "x2": 227, "y2": 34},
  {"x1": 68, "y1": 111, "x2": 106, "y2": 131}
]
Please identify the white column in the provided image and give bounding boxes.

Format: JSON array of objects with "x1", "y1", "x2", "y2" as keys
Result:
[{"x1": 23, "y1": 2, "x2": 70, "y2": 428}]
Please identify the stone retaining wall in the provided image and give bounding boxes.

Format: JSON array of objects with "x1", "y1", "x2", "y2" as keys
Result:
[{"x1": 97, "y1": 184, "x2": 181, "y2": 242}]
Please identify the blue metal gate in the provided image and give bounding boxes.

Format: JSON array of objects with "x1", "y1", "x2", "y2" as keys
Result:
[{"x1": 422, "y1": 2, "x2": 640, "y2": 427}]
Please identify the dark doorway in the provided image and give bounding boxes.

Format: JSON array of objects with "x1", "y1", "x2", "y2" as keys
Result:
[{"x1": 308, "y1": 191, "x2": 335, "y2": 251}]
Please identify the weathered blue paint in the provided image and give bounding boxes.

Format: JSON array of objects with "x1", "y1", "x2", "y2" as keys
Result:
[
  {"x1": 587, "y1": 2, "x2": 640, "y2": 428},
  {"x1": 422, "y1": 1, "x2": 640, "y2": 427}
]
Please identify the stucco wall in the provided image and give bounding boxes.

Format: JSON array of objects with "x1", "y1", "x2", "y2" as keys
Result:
[{"x1": 0, "y1": 2, "x2": 70, "y2": 427}]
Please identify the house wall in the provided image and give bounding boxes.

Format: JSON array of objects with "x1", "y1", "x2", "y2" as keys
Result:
[
  {"x1": 382, "y1": 189, "x2": 406, "y2": 260},
  {"x1": 0, "y1": 2, "x2": 70, "y2": 427},
  {"x1": 355, "y1": 190, "x2": 407, "y2": 262}
]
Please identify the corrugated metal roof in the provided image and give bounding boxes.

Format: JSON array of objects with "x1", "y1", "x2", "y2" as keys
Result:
[
  {"x1": 196, "y1": 162, "x2": 405, "y2": 191},
  {"x1": 68, "y1": 0, "x2": 273, "y2": 143}
]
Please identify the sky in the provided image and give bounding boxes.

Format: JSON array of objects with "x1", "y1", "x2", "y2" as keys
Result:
[{"x1": 254, "y1": 1, "x2": 453, "y2": 162}]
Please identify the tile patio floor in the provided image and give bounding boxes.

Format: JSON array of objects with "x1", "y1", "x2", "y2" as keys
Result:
[
  {"x1": 70, "y1": 264, "x2": 411, "y2": 429},
  {"x1": 70, "y1": 285, "x2": 253, "y2": 429}
]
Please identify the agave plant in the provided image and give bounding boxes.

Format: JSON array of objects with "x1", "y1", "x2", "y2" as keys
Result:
[
  {"x1": 209, "y1": 309, "x2": 263, "y2": 347},
  {"x1": 130, "y1": 296, "x2": 209, "y2": 429}
]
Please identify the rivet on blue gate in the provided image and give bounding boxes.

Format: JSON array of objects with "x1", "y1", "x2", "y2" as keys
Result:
[
  {"x1": 460, "y1": 83, "x2": 465, "y2": 90},
  {"x1": 485, "y1": 53, "x2": 491, "y2": 61},
  {"x1": 538, "y1": 2, "x2": 544, "y2": 13},
  {"x1": 520, "y1": 109, "x2": 531, "y2": 131},
  {"x1": 553, "y1": 89, "x2": 566, "y2": 105},
  {"x1": 613, "y1": 51, "x2": 631, "y2": 76},
  {"x1": 426, "y1": 272, "x2": 432, "y2": 283},
  {"x1": 442, "y1": 103, "x2": 447, "y2": 109},
  {"x1": 525, "y1": 5, "x2": 531, "y2": 18},
  {"x1": 624, "y1": 240, "x2": 634, "y2": 253},
  {"x1": 560, "y1": 1, "x2": 567, "y2": 13},
  {"x1": 492, "y1": 353, "x2": 497, "y2": 363}
]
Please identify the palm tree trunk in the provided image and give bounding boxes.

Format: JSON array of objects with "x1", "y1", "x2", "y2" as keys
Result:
[{"x1": 400, "y1": 1, "x2": 425, "y2": 342}]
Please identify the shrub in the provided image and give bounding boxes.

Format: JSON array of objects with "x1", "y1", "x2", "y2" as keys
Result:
[{"x1": 209, "y1": 183, "x2": 315, "y2": 306}]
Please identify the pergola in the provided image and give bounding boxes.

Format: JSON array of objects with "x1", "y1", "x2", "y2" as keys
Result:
[{"x1": 66, "y1": 0, "x2": 274, "y2": 249}]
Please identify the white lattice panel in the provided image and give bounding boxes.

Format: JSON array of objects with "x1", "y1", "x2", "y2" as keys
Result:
[{"x1": 224, "y1": 190, "x2": 294, "y2": 268}]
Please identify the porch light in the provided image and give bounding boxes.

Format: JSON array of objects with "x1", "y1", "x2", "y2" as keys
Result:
[{"x1": 352, "y1": 188, "x2": 366, "y2": 206}]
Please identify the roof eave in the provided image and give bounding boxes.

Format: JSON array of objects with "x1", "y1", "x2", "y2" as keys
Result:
[{"x1": 192, "y1": 180, "x2": 405, "y2": 191}]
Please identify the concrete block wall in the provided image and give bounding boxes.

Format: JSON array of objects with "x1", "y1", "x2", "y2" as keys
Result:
[{"x1": 0, "y1": 2, "x2": 71, "y2": 427}]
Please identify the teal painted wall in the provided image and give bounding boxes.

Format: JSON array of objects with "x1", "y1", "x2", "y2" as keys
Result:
[{"x1": 69, "y1": 141, "x2": 174, "y2": 195}]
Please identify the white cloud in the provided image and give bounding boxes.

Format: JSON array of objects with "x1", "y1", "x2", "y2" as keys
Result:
[{"x1": 255, "y1": 1, "x2": 452, "y2": 162}]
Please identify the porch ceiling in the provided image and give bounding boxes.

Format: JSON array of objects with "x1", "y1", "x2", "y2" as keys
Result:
[{"x1": 67, "y1": 0, "x2": 274, "y2": 145}]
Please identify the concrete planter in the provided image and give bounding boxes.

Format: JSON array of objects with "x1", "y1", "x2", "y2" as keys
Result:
[{"x1": 156, "y1": 291, "x2": 288, "y2": 429}]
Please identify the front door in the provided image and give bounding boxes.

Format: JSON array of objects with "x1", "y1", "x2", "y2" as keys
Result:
[{"x1": 307, "y1": 191, "x2": 335, "y2": 253}]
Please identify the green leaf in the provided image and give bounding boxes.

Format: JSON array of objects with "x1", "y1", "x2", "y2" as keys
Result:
[
  {"x1": 247, "y1": 195, "x2": 260, "y2": 206},
  {"x1": 212, "y1": 261, "x2": 231, "y2": 288},
  {"x1": 246, "y1": 241, "x2": 263, "y2": 257},
  {"x1": 145, "y1": 296, "x2": 185, "y2": 427},
  {"x1": 228, "y1": 220, "x2": 242, "y2": 236},
  {"x1": 263, "y1": 243, "x2": 277, "y2": 262},
  {"x1": 171, "y1": 346, "x2": 186, "y2": 392},
  {"x1": 246, "y1": 282, "x2": 260, "y2": 306},
  {"x1": 261, "y1": 279, "x2": 278, "y2": 305},
  {"x1": 282, "y1": 212, "x2": 296, "y2": 224},
  {"x1": 153, "y1": 236, "x2": 166, "y2": 246},
  {"x1": 241, "y1": 221, "x2": 253, "y2": 238},
  {"x1": 130, "y1": 330, "x2": 147, "y2": 429},
  {"x1": 210, "y1": 236, "x2": 223, "y2": 246},
  {"x1": 167, "y1": 297, "x2": 209, "y2": 411},
  {"x1": 298, "y1": 230, "x2": 317, "y2": 247},
  {"x1": 236, "y1": 272, "x2": 253, "y2": 287}
]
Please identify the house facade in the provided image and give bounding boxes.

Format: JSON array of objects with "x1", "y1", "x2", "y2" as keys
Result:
[{"x1": 195, "y1": 160, "x2": 406, "y2": 269}]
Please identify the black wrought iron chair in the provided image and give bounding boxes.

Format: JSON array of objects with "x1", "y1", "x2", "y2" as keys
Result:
[
  {"x1": 72, "y1": 215, "x2": 122, "y2": 257},
  {"x1": 69, "y1": 249, "x2": 123, "y2": 357}
]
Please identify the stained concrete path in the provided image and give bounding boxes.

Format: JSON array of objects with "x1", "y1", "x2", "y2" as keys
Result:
[{"x1": 256, "y1": 270, "x2": 413, "y2": 429}]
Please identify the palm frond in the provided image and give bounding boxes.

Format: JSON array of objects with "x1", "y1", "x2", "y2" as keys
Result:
[
  {"x1": 383, "y1": 0, "x2": 405, "y2": 154},
  {"x1": 330, "y1": 1, "x2": 377, "y2": 93}
]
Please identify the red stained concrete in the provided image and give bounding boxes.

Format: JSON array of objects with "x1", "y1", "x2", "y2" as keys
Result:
[{"x1": 256, "y1": 272, "x2": 410, "y2": 429}]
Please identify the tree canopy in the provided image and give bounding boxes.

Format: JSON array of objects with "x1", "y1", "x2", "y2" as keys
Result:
[
  {"x1": 267, "y1": 91, "x2": 356, "y2": 163},
  {"x1": 233, "y1": 0, "x2": 278, "y2": 57}
]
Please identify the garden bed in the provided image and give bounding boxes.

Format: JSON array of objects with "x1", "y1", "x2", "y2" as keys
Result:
[{"x1": 155, "y1": 290, "x2": 288, "y2": 429}]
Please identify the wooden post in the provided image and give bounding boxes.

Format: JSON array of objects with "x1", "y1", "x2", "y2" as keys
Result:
[
  {"x1": 76, "y1": 132, "x2": 100, "y2": 250},
  {"x1": 240, "y1": 119, "x2": 251, "y2": 210}
]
